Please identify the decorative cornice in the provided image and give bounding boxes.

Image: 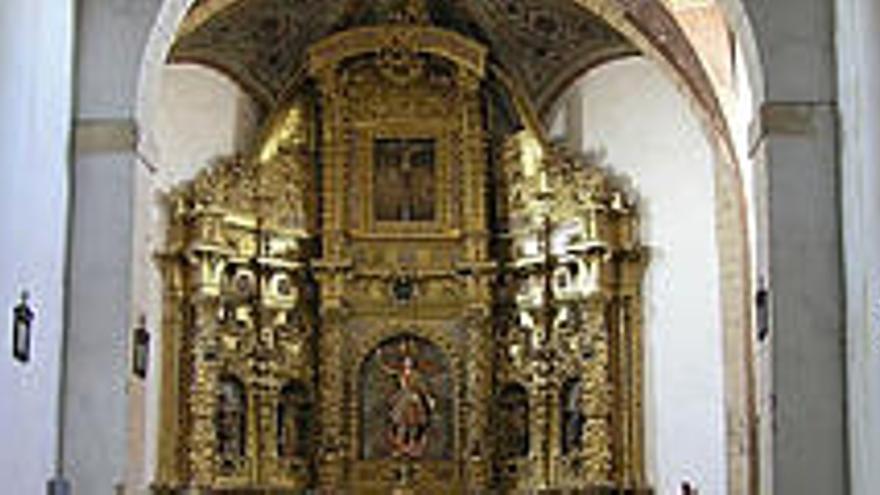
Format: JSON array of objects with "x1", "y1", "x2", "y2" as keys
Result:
[{"x1": 749, "y1": 101, "x2": 837, "y2": 155}]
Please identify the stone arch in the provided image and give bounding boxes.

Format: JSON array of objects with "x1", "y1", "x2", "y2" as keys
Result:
[
  {"x1": 132, "y1": 1, "x2": 766, "y2": 493},
  {"x1": 55, "y1": 0, "x2": 848, "y2": 492},
  {"x1": 713, "y1": 0, "x2": 766, "y2": 108},
  {"x1": 136, "y1": 0, "x2": 766, "y2": 159}
]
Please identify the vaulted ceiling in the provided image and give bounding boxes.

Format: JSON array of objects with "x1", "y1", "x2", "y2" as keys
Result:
[{"x1": 169, "y1": 0, "x2": 723, "y2": 132}]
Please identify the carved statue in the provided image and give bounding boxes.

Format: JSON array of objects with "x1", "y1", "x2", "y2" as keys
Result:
[
  {"x1": 278, "y1": 383, "x2": 312, "y2": 459},
  {"x1": 217, "y1": 377, "x2": 247, "y2": 469},
  {"x1": 497, "y1": 384, "x2": 529, "y2": 459},
  {"x1": 561, "y1": 378, "x2": 585, "y2": 455}
]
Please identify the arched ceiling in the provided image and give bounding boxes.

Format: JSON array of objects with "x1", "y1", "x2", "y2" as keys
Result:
[
  {"x1": 170, "y1": 0, "x2": 637, "y2": 113},
  {"x1": 169, "y1": 0, "x2": 725, "y2": 138}
]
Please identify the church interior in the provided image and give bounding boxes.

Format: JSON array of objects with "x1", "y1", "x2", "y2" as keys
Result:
[{"x1": 1, "y1": 0, "x2": 878, "y2": 494}]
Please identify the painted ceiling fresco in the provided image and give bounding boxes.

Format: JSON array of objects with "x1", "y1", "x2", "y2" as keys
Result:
[
  {"x1": 170, "y1": 0, "x2": 724, "y2": 134},
  {"x1": 170, "y1": 0, "x2": 636, "y2": 113}
]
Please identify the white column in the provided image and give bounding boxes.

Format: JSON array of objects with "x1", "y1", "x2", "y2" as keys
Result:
[
  {"x1": 62, "y1": 1, "x2": 163, "y2": 493},
  {"x1": 744, "y1": 0, "x2": 848, "y2": 491}
]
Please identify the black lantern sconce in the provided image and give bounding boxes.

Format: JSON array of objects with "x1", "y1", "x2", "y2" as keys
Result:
[
  {"x1": 12, "y1": 291, "x2": 34, "y2": 363},
  {"x1": 681, "y1": 481, "x2": 699, "y2": 495},
  {"x1": 756, "y1": 278, "x2": 770, "y2": 342},
  {"x1": 132, "y1": 315, "x2": 150, "y2": 379}
]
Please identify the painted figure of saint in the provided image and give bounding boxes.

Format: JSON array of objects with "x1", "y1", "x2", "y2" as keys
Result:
[{"x1": 380, "y1": 344, "x2": 436, "y2": 458}]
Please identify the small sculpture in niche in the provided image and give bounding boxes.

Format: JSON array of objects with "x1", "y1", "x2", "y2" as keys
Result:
[
  {"x1": 217, "y1": 375, "x2": 247, "y2": 470},
  {"x1": 374, "y1": 138, "x2": 436, "y2": 222},
  {"x1": 277, "y1": 381, "x2": 313, "y2": 459},
  {"x1": 496, "y1": 383, "x2": 529, "y2": 459},
  {"x1": 561, "y1": 378, "x2": 585, "y2": 455}
]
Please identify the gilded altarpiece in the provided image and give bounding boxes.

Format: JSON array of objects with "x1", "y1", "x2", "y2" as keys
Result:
[{"x1": 155, "y1": 8, "x2": 651, "y2": 494}]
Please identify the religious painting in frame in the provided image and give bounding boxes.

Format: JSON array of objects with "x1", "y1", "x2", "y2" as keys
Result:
[
  {"x1": 373, "y1": 137, "x2": 437, "y2": 223},
  {"x1": 359, "y1": 334, "x2": 453, "y2": 460},
  {"x1": 358, "y1": 122, "x2": 456, "y2": 237}
]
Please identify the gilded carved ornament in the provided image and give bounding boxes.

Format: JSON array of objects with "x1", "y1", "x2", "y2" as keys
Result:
[{"x1": 155, "y1": 7, "x2": 650, "y2": 493}]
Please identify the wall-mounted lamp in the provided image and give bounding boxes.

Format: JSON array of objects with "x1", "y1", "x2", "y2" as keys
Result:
[
  {"x1": 681, "y1": 481, "x2": 699, "y2": 495},
  {"x1": 12, "y1": 291, "x2": 34, "y2": 363},
  {"x1": 132, "y1": 315, "x2": 150, "y2": 379},
  {"x1": 756, "y1": 278, "x2": 770, "y2": 342}
]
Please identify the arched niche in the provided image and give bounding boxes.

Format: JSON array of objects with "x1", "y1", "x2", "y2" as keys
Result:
[
  {"x1": 216, "y1": 375, "x2": 248, "y2": 472},
  {"x1": 358, "y1": 334, "x2": 454, "y2": 461},
  {"x1": 496, "y1": 383, "x2": 530, "y2": 461},
  {"x1": 277, "y1": 380, "x2": 314, "y2": 460}
]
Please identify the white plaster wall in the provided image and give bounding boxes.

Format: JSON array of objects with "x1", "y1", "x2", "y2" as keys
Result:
[
  {"x1": 838, "y1": 0, "x2": 880, "y2": 493},
  {"x1": 0, "y1": 0, "x2": 73, "y2": 493},
  {"x1": 564, "y1": 57, "x2": 727, "y2": 494},
  {"x1": 153, "y1": 63, "x2": 260, "y2": 186}
]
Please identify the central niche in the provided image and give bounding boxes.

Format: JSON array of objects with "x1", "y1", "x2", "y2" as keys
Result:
[{"x1": 359, "y1": 334, "x2": 453, "y2": 460}]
